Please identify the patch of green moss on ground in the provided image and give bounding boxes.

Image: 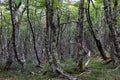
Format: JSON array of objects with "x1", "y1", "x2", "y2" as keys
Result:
[
  {"x1": 0, "y1": 58, "x2": 120, "y2": 80},
  {"x1": 77, "y1": 58, "x2": 120, "y2": 80}
]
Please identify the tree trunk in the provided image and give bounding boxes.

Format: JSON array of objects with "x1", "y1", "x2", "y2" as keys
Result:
[
  {"x1": 26, "y1": 0, "x2": 41, "y2": 67},
  {"x1": 103, "y1": 0, "x2": 120, "y2": 63},
  {"x1": 4, "y1": 0, "x2": 26, "y2": 70},
  {"x1": 44, "y1": 0, "x2": 81, "y2": 79},
  {"x1": 45, "y1": 0, "x2": 58, "y2": 72},
  {"x1": 75, "y1": 0, "x2": 84, "y2": 72},
  {"x1": 85, "y1": 0, "x2": 107, "y2": 60}
]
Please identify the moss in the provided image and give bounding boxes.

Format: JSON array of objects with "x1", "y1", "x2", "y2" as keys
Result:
[{"x1": 0, "y1": 58, "x2": 119, "y2": 80}]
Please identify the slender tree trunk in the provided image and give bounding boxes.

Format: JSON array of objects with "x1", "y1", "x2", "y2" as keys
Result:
[
  {"x1": 103, "y1": 0, "x2": 120, "y2": 63},
  {"x1": 75, "y1": 0, "x2": 84, "y2": 72},
  {"x1": 0, "y1": 11, "x2": 2, "y2": 45},
  {"x1": 4, "y1": 0, "x2": 26, "y2": 70},
  {"x1": 45, "y1": 0, "x2": 58, "y2": 71},
  {"x1": 0, "y1": 10, "x2": 3, "y2": 60},
  {"x1": 26, "y1": 0, "x2": 41, "y2": 67},
  {"x1": 85, "y1": 0, "x2": 107, "y2": 60},
  {"x1": 3, "y1": 41, "x2": 13, "y2": 70},
  {"x1": 9, "y1": 0, "x2": 23, "y2": 68}
]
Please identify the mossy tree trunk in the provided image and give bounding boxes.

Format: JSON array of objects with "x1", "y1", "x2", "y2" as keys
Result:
[
  {"x1": 45, "y1": 0, "x2": 58, "y2": 72},
  {"x1": 4, "y1": 0, "x2": 26, "y2": 70},
  {"x1": 103, "y1": 0, "x2": 120, "y2": 63},
  {"x1": 75, "y1": 0, "x2": 85, "y2": 72},
  {"x1": 45, "y1": 0, "x2": 81, "y2": 79},
  {"x1": 85, "y1": 0, "x2": 108, "y2": 60}
]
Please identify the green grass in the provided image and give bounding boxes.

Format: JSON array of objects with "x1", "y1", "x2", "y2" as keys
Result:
[
  {"x1": 0, "y1": 58, "x2": 120, "y2": 80},
  {"x1": 77, "y1": 58, "x2": 120, "y2": 80}
]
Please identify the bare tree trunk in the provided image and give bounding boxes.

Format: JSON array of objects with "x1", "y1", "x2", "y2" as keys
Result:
[
  {"x1": 75, "y1": 0, "x2": 85, "y2": 72},
  {"x1": 103, "y1": 0, "x2": 120, "y2": 63},
  {"x1": 26, "y1": 0, "x2": 41, "y2": 67},
  {"x1": 45, "y1": 0, "x2": 58, "y2": 71},
  {"x1": 0, "y1": 10, "x2": 2, "y2": 45},
  {"x1": 85, "y1": 0, "x2": 107, "y2": 60},
  {"x1": 56, "y1": 8, "x2": 65, "y2": 62},
  {"x1": 44, "y1": 0, "x2": 81, "y2": 79},
  {"x1": 0, "y1": 10, "x2": 3, "y2": 61},
  {"x1": 3, "y1": 41, "x2": 13, "y2": 70},
  {"x1": 4, "y1": 0, "x2": 26, "y2": 70}
]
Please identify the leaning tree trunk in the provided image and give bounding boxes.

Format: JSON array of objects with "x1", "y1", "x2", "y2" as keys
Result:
[
  {"x1": 4, "y1": 0, "x2": 26, "y2": 70},
  {"x1": 26, "y1": 0, "x2": 41, "y2": 67},
  {"x1": 103, "y1": 0, "x2": 120, "y2": 63},
  {"x1": 44, "y1": 0, "x2": 82, "y2": 80},
  {"x1": 85, "y1": 0, "x2": 108, "y2": 60}
]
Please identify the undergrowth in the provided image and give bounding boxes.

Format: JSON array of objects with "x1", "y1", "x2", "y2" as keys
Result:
[{"x1": 0, "y1": 58, "x2": 120, "y2": 80}]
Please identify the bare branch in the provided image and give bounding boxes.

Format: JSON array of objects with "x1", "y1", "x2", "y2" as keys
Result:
[
  {"x1": 14, "y1": 2, "x2": 22, "y2": 11},
  {"x1": 17, "y1": 5, "x2": 27, "y2": 25}
]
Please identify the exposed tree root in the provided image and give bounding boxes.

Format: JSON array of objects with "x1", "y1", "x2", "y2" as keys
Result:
[{"x1": 54, "y1": 66, "x2": 83, "y2": 80}]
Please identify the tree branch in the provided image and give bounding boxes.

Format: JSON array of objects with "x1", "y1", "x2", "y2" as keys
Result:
[
  {"x1": 14, "y1": 2, "x2": 22, "y2": 11},
  {"x1": 17, "y1": 5, "x2": 27, "y2": 25}
]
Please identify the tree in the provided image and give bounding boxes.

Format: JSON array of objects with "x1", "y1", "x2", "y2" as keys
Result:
[
  {"x1": 103, "y1": 0, "x2": 120, "y2": 63},
  {"x1": 85, "y1": 0, "x2": 108, "y2": 60},
  {"x1": 4, "y1": 0, "x2": 26, "y2": 70},
  {"x1": 26, "y1": 0, "x2": 41, "y2": 67},
  {"x1": 75, "y1": 0, "x2": 85, "y2": 72},
  {"x1": 45, "y1": 0, "x2": 82, "y2": 79}
]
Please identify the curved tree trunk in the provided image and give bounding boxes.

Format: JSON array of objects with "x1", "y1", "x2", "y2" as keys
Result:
[
  {"x1": 26, "y1": 0, "x2": 41, "y2": 67},
  {"x1": 85, "y1": 0, "x2": 108, "y2": 60},
  {"x1": 44, "y1": 0, "x2": 82, "y2": 79},
  {"x1": 4, "y1": 0, "x2": 26, "y2": 70}
]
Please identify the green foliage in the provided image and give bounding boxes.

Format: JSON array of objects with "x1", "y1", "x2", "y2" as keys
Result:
[
  {"x1": 94, "y1": 0, "x2": 103, "y2": 4},
  {"x1": 76, "y1": 58, "x2": 119, "y2": 80},
  {"x1": 72, "y1": 1, "x2": 79, "y2": 7},
  {"x1": 35, "y1": 0, "x2": 46, "y2": 9},
  {"x1": 53, "y1": 0, "x2": 63, "y2": 8}
]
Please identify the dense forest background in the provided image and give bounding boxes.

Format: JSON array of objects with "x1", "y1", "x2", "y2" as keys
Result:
[{"x1": 0, "y1": 0, "x2": 120, "y2": 80}]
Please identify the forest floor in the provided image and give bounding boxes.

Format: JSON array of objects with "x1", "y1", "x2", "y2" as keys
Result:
[{"x1": 0, "y1": 57, "x2": 120, "y2": 80}]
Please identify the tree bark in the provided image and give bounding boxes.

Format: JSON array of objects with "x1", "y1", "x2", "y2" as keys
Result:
[
  {"x1": 4, "y1": 0, "x2": 26, "y2": 70},
  {"x1": 103, "y1": 0, "x2": 120, "y2": 63},
  {"x1": 44, "y1": 0, "x2": 81, "y2": 79},
  {"x1": 85, "y1": 0, "x2": 107, "y2": 60},
  {"x1": 26, "y1": 0, "x2": 41, "y2": 66},
  {"x1": 75, "y1": 0, "x2": 85, "y2": 72}
]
